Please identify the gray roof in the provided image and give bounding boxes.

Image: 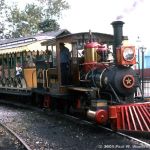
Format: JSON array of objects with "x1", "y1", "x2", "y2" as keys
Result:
[{"x1": 0, "y1": 29, "x2": 71, "y2": 48}]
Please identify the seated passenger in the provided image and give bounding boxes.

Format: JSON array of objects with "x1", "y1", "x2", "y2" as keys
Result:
[
  {"x1": 45, "y1": 49, "x2": 53, "y2": 68},
  {"x1": 16, "y1": 63, "x2": 22, "y2": 78}
]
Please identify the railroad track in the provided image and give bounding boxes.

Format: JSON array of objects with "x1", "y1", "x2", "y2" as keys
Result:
[
  {"x1": 0, "y1": 99, "x2": 150, "y2": 149},
  {"x1": 0, "y1": 122, "x2": 32, "y2": 150},
  {"x1": 63, "y1": 114, "x2": 150, "y2": 149}
]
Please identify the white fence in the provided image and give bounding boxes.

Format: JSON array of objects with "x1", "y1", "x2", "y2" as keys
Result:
[{"x1": 136, "y1": 80, "x2": 150, "y2": 97}]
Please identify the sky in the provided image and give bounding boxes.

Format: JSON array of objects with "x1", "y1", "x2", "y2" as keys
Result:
[
  {"x1": 9, "y1": 0, "x2": 150, "y2": 49},
  {"x1": 58, "y1": 0, "x2": 150, "y2": 49}
]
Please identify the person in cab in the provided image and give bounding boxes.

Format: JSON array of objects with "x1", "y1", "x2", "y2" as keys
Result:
[{"x1": 60, "y1": 43, "x2": 70, "y2": 85}]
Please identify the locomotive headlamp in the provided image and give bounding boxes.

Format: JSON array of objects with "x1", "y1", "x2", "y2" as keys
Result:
[
  {"x1": 116, "y1": 46, "x2": 136, "y2": 65},
  {"x1": 123, "y1": 47, "x2": 135, "y2": 61}
]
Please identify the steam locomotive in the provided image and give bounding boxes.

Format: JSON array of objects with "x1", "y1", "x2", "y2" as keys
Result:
[
  {"x1": 79, "y1": 21, "x2": 139, "y2": 103},
  {"x1": 0, "y1": 21, "x2": 149, "y2": 132}
]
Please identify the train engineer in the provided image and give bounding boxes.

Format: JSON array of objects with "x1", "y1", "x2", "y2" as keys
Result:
[{"x1": 60, "y1": 42, "x2": 71, "y2": 85}]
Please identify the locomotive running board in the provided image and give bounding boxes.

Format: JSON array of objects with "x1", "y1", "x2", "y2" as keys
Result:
[{"x1": 109, "y1": 102, "x2": 150, "y2": 132}]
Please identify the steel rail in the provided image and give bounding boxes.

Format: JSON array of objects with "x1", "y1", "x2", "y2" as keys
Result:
[
  {"x1": 0, "y1": 122, "x2": 32, "y2": 150},
  {"x1": 64, "y1": 114, "x2": 150, "y2": 149},
  {"x1": 0, "y1": 100, "x2": 150, "y2": 149}
]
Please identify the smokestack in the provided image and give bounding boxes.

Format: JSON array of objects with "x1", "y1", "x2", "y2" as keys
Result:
[{"x1": 111, "y1": 21, "x2": 124, "y2": 62}]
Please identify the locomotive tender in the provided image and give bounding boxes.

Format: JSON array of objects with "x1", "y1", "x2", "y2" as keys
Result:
[{"x1": 0, "y1": 21, "x2": 149, "y2": 132}]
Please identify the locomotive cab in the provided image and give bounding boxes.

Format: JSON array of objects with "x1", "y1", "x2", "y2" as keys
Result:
[{"x1": 40, "y1": 32, "x2": 114, "y2": 97}]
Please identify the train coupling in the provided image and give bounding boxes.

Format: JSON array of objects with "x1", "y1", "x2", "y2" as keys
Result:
[{"x1": 87, "y1": 109, "x2": 108, "y2": 124}]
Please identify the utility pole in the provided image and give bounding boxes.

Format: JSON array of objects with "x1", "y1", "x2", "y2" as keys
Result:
[
  {"x1": 136, "y1": 36, "x2": 141, "y2": 71},
  {"x1": 140, "y1": 46, "x2": 146, "y2": 100}
]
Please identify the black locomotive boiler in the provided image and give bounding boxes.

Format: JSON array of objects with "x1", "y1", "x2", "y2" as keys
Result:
[
  {"x1": 83, "y1": 65, "x2": 138, "y2": 102},
  {"x1": 79, "y1": 21, "x2": 138, "y2": 102}
]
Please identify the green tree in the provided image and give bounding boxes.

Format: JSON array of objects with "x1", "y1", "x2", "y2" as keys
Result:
[
  {"x1": 37, "y1": 0, "x2": 70, "y2": 19},
  {"x1": 0, "y1": 0, "x2": 9, "y2": 38},
  {"x1": 0, "y1": 0, "x2": 5, "y2": 13},
  {"x1": 6, "y1": 0, "x2": 70, "y2": 38},
  {"x1": 38, "y1": 19, "x2": 60, "y2": 32},
  {"x1": 7, "y1": 3, "x2": 43, "y2": 38}
]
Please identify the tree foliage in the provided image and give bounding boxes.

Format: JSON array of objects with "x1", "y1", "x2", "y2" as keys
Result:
[
  {"x1": 0, "y1": 0, "x2": 5, "y2": 10},
  {"x1": 0, "y1": 0, "x2": 70, "y2": 38},
  {"x1": 39, "y1": 19, "x2": 60, "y2": 32},
  {"x1": 7, "y1": 4, "x2": 43, "y2": 37},
  {"x1": 37, "y1": 0, "x2": 70, "y2": 19},
  {"x1": 0, "y1": 0, "x2": 8, "y2": 38}
]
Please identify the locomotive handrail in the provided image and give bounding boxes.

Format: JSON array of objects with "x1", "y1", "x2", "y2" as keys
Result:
[
  {"x1": 99, "y1": 68, "x2": 106, "y2": 88},
  {"x1": 46, "y1": 69, "x2": 50, "y2": 88},
  {"x1": 42, "y1": 69, "x2": 45, "y2": 88},
  {"x1": 42, "y1": 69, "x2": 46, "y2": 88},
  {"x1": 108, "y1": 83, "x2": 121, "y2": 103}
]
